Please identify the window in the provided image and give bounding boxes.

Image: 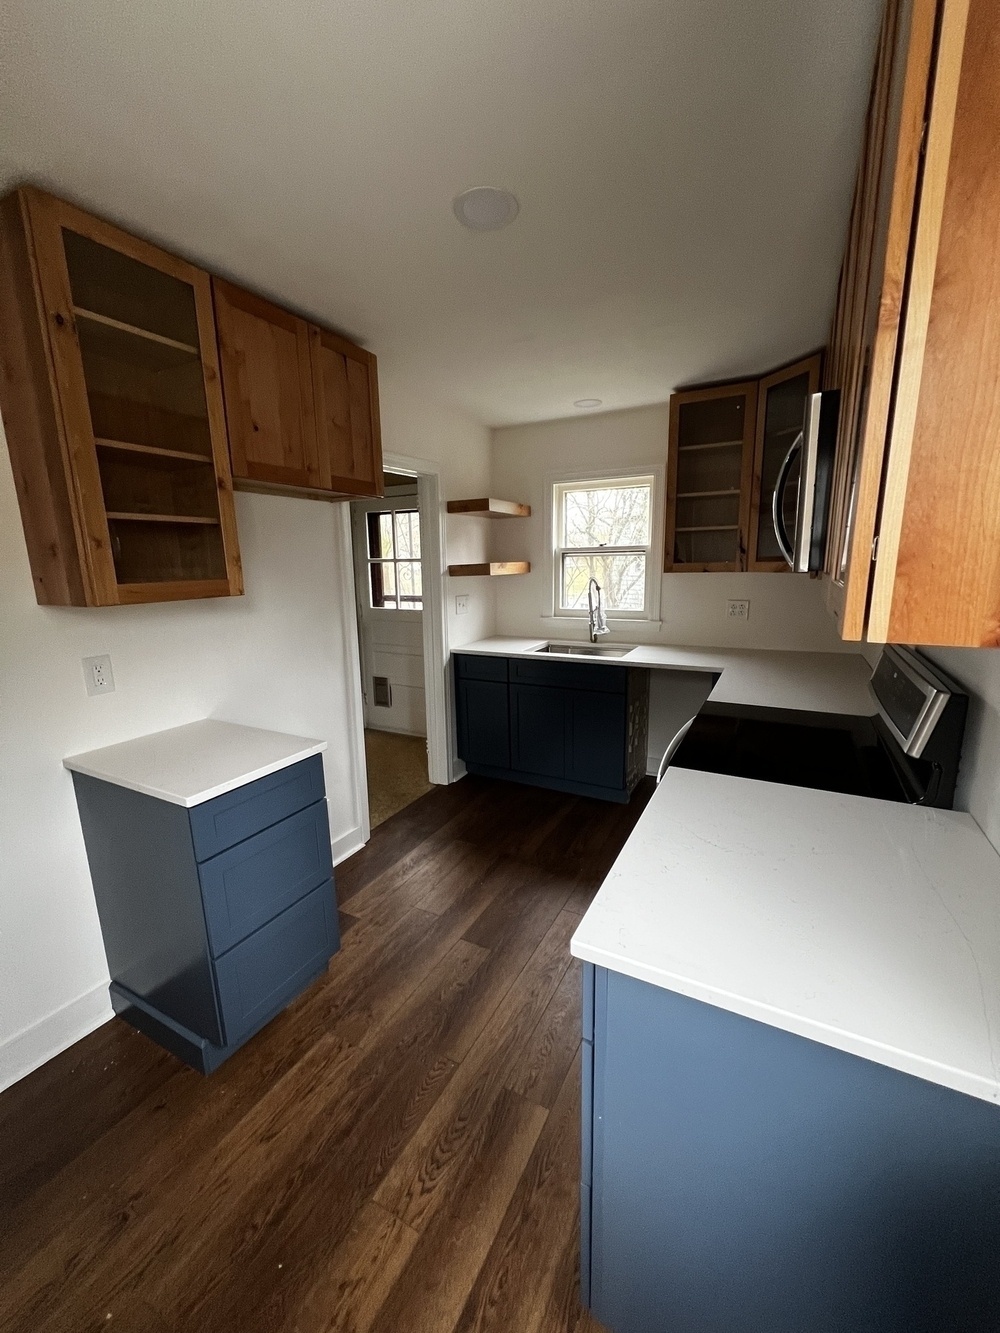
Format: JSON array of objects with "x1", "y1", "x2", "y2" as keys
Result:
[
  {"x1": 554, "y1": 476, "x2": 654, "y2": 615},
  {"x1": 366, "y1": 509, "x2": 422, "y2": 609}
]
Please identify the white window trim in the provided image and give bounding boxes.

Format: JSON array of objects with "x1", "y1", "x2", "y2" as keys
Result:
[{"x1": 546, "y1": 465, "x2": 665, "y2": 624}]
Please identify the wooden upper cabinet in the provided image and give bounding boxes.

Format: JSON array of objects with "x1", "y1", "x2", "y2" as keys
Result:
[
  {"x1": 665, "y1": 382, "x2": 757, "y2": 572},
  {"x1": 311, "y1": 327, "x2": 383, "y2": 496},
  {"x1": 826, "y1": 0, "x2": 1000, "y2": 647},
  {"x1": 214, "y1": 278, "x2": 383, "y2": 501},
  {"x1": 213, "y1": 280, "x2": 326, "y2": 492},
  {"x1": 0, "y1": 188, "x2": 242, "y2": 606},
  {"x1": 748, "y1": 354, "x2": 822, "y2": 571}
]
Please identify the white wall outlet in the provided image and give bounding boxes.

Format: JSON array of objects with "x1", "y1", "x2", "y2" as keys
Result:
[
  {"x1": 82, "y1": 654, "x2": 115, "y2": 696},
  {"x1": 727, "y1": 599, "x2": 750, "y2": 622},
  {"x1": 455, "y1": 594, "x2": 470, "y2": 616}
]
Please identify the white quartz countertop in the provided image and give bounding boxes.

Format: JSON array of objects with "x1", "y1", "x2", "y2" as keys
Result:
[
  {"x1": 64, "y1": 720, "x2": 327, "y2": 807},
  {"x1": 572, "y1": 768, "x2": 1000, "y2": 1104},
  {"x1": 455, "y1": 637, "x2": 874, "y2": 715}
]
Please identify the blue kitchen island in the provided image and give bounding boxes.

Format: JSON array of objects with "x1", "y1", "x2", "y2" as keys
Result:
[{"x1": 573, "y1": 767, "x2": 1000, "y2": 1333}]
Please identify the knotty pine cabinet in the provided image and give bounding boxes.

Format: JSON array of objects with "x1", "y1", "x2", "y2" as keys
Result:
[
  {"x1": 664, "y1": 354, "x2": 821, "y2": 573},
  {"x1": 825, "y1": 0, "x2": 1000, "y2": 647},
  {"x1": 214, "y1": 278, "x2": 383, "y2": 501},
  {"x1": 0, "y1": 187, "x2": 243, "y2": 605}
]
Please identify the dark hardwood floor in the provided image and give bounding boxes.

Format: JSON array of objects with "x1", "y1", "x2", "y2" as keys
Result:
[{"x1": 0, "y1": 774, "x2": 654, "y2": 1333}]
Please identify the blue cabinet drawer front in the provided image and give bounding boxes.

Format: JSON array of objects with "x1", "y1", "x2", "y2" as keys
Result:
[
  {"x1": 454, "y1": 653, "x2": 509, "y2": 682},
  {"x1": 189, "y1": 754, "x2": 325, "y2": 861},
  {"x1": 510, "y1": 658, "x2": 626, "y2": 693},
  {"x1": 199, "y1": 800, "x2": 333, "y2": 956},
  {"x1": 214, "y1": 882, "x2": 337, "y2": 1045}
]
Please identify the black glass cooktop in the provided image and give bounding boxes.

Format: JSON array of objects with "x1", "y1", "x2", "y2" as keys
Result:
[{"x1": 671, "y1": 703, "x2": 918, "y2": 803}]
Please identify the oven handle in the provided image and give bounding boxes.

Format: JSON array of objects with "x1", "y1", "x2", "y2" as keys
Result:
[
  {"x1": 772, "y1": 431, "x2": 802, "y2": 569},
  {"x1": 656, "y1": 716, "x2": 697, "y2": 784}
]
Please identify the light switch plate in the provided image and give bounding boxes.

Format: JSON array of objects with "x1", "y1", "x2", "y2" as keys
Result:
[
  {"x1": 727, "y1": 599, "x2": 750, "y2": 622},
  {"x1": 82, "y1": 653, "x2": 115, "y2": 696},
  {"x1": 455, "y1": 594, "x2": 470, "y2": 615}
]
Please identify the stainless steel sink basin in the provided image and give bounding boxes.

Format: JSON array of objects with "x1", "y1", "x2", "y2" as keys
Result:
[{"x1": 533, "y1": 643, "x2": 633, "y2": 658}]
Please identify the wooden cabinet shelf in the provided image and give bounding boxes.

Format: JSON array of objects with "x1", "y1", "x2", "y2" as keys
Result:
[
  {"x1": 96, "y1": 438, "x2": 213, "y2": 464},
  {"x1": 677, "y1": 439, "x2": 743, "y2": 453},
  {"x1": 106, "y1": 512, "x2": 220, "y2": 525},
  {"x1": 73, "y1": 306, "x2": 200, "y2": 356},
  {"x1": 0, "y1": 187, "x2": 242, "y2": 606},
  {"x1": 676, "y1": 489, "x2": 740, "y2": 499},
  {"x1": 447, "y1": 562, "x2": 530, "y2": 577},
  {"x1": 446, "y1": 497, "x2": 531, "y2": 518}
]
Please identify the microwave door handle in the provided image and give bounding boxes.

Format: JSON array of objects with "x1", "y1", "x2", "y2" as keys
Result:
[{"x1": 772, "y1": 431, "x2": 801, "y2": 568}]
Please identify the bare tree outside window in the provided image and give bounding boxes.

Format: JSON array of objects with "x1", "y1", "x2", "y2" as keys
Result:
[{"x1": 555, "y1": 479, "x2": 653, "y2": 613}]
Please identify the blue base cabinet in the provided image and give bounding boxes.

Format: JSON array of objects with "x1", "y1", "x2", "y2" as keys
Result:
[
  {"x1": 582, "y1": 964, "x2": 1000, "y2": 1333},
  {"x1": 455, "y1": 654, "x2": 650, "y2": 803},
  {"x1": 72, "y1": 754, "x2": 339, "y2": 1073}
]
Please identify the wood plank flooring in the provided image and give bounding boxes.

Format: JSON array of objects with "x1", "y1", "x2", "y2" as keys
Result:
[{"x1": 0, "y1": 774, "x2": 654, "y2": 1333}]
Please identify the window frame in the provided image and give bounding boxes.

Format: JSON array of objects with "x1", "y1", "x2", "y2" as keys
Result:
[
  {"x1": 365, "y1": 506, "x2": 423, "y2": 613},
  {"x1": 549, "y1": 467, "x2": 663, "y2": 624}
]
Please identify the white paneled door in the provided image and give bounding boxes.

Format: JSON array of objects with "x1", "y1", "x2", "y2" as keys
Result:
[{"x1": 351, "y1": 486, "x2": 427, "y2": 736}]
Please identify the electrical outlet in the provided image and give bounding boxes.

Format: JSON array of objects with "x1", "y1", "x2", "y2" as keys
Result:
[
  {"x1": 727, "y1": 599, "x2": 750, "y2": 622},
  {"x1": 455, "y1": 594, "x2": 470, "y2": 616},
  {"x1": 82, "y1": 654, "x2": 115, "y2": 696}
]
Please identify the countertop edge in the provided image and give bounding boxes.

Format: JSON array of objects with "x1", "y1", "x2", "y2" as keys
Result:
[
  {"x1": 63, "y1": 741, "x2": 328, "y2": 807},
  {"x1": 569, "y1": 938, "x2": 1000, "y2": 1107}
]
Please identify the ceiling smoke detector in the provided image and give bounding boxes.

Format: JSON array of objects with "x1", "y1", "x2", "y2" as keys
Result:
[
  {"x1": 574, "y1": 399, "x2": 603, "y2": 410},
  {"x1": 453, "y1": 187, "x2": 520, "y2": 231}
]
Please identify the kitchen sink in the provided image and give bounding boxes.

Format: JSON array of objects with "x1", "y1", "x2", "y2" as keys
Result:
[{"x1": 533, "y1": 643, "x2": 633, "y2": 658}]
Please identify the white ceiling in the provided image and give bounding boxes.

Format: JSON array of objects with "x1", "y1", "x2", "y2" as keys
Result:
[{"x1": 1, "y1": 0, "x2": 883, "y2": 426}]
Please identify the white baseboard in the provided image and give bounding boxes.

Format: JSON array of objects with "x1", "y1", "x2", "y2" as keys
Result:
[
  {"x1": 332, "y1": 825, "x2": 367, "y2": 865},
  {"x1": 0, "y1": 982, "x2": 113, "y2": 1094}
]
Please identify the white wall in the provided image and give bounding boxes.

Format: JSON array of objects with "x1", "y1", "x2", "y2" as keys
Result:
[
  {"x1": 491, "y1": 404, "x2": 854, "y2": 653},
  {"x1": 921, "y1": 648, "x2": 1000, "y2": 854},
  {"x1": 378, "y1": 369, "x2": 495, "y2": 650},
  {"x1": 0, "y1": 374, "x2": 493, "y2": 1089}
]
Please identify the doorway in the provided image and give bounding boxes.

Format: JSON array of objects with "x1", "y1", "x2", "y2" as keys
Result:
[{"x1": 351, "y1": 471, "x2": 433, "y2": 827}]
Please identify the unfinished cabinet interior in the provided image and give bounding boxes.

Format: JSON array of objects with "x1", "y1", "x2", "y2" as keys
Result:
[
  {"x1": 0, "y1": 187, "x2": 242, "y2": 605},
  {"x1": 826, "y1": 0, "x2": 1000, "y2": 647},
  {"x1": 214, "y1": 278, "x2": 383, "y2": 501},
  {"x1": 665, "y1": 357, "x2": 820, "y2": 573},
  {"x1": 665, "y1": 382, "x2": 756, "y2": 572}
]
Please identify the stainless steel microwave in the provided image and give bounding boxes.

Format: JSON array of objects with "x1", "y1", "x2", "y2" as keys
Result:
[{"x1": 772, "y1": 389, "x2": 840, "y2": 572}]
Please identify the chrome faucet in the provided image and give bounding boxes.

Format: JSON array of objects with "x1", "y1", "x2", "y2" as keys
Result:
[{"x1": 587, "y1": 577, "x2": 609, "y2": 642}]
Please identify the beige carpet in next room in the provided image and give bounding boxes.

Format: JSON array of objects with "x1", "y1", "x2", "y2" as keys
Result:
[{"x1": 364, "y1": 728, "x2": 433, "y2": 827}]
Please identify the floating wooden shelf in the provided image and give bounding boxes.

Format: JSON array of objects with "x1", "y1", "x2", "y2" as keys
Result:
[
  {"x1": 447, "y1": 561, "x2": 530, "y2": 577},
  {"x1": 96, "y1": 438, "x2": 213, "y2": 465},
  {"x1": 106, "y1": 512, "x2": 221, "y2": 525},
  {"x1": 446, "y1": 497, "x2": 531, "y2": 518},
  {"x1": 674, "y1": 525, "x2": 739, "y2": 533}
]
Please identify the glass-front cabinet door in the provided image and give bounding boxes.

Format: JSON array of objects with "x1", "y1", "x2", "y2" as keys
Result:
[
  {"x1": 747, "y1": 353, "x2": 822, "y2": 571},
  {"x1": 665, "y1": 382, "x2": 757, "y2": 571},
  {"x1": 23, "y1": 189, "x2": 242, "y2": 604}
]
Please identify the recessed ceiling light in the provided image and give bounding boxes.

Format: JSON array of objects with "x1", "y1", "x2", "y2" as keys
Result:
[
  {"x1": 574, "y1": 399, "x2": 603, "y2": 410},
  {"x1": 453, "y1": 187, "x2": 520, "y2": 231}
]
